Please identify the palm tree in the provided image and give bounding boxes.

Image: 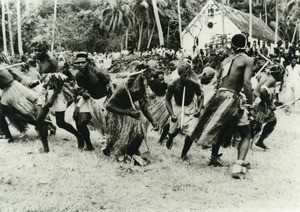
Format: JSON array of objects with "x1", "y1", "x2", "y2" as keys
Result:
[
  {"x1": 1, "y1": 0, "x2": 8, "y2": 55},
  {"x1": 101, "y1": 0, "x2": 134, "y2": 50},
  {"x1": 134, "y1": 0, "x2": 151, "y2": 50},
  {"x1": 17, "y1": 0, "x2": 23, "y2": 55},
  {"x1": 177, "y1": 0, "x2": 182, "y2": 48},
  {"x1": 6, "y1": 1, "x2": 14, "y2": 56},
  {"x1": 51, "y1": 0, "x2": 58, "y2": 52},
  {"x1": 152, "y1": 0, "x2": 164, "y2": 47}
]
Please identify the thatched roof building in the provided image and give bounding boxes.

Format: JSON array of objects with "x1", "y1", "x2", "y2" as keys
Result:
[{"x1": 182, "y1": 0, "x2": 279, "y2": 55}]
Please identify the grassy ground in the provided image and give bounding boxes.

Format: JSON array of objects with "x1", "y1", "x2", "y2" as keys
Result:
[{"x1": 0, "y1": 105, "x2": 300, "y2": 212}]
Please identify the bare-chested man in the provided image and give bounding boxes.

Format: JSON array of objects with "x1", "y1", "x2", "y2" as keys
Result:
[
  {"x1": 34, "y1": 42, "x2": 83, "y2": 152},
  {"x1": 103, "y1": 63, "x2": 158, "y2": 161},
  {"x1": 73, "y1": 52, "x2": 112, "y2": 151},
  {"x1": 251, "y1": 65, "x2": 282, "y2": 150},
  {"x1": 189, "y1": 34, "x2": 254, "y2": 179},
  {"x1": 165, "y1": 63, "x2": 202, "y2": 160}
]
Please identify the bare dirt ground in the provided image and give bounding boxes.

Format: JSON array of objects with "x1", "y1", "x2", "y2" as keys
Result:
[{"x1": 0, "y1": 104, "x2": 300, "y2": 212}]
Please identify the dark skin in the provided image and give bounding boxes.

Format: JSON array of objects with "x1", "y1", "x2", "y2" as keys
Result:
[
  {"x1": 166, "y1": 72, "x2": 202, "y2": 121},
  {"x1": 213, "y1": 51, "x2": 254, "y2": 161},
  {"x1": 181, "y1": 50, "x2": 254, "y2": 162},
  {"x1": 253, "y1": 72, "x2": 277, "y2": 149},
  {"x1": 148, "y1": 73, "x2": 168, "y2": 97},
  {"x1": 73, "y1": 62, "x2": 112, "y2": 151},
  {"x1": 165, "y1": 70, "x2": 202, "y2": 152},
  {"x1": 106, "y1": 73, "x2": 157, "y2": 129},
  {"x1": 35, "y1": 49, "x2": 83, "y2": 152},
  {"x1": 0, "y1": 66, "x2": 37, "y2": 142}
]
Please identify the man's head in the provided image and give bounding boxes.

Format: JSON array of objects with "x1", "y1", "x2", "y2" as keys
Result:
[
  {"x1": 34, "y1": 41, "x2": 49, "y2": 60},
  {"x1": 177, "y1": 62, "x2": 192, "y2": 82},
  {"x1": 73, "y1": 52, "x2": 89, "y2": 70},
  {"x1": 200, "y1": 67, "x2": 215, "y2": 85},
  {"x1": 154, "y1": 70, "x2": 165, "y2": 83},
  {"x1": 231, "y1": 34, "x2": 247, "y2": 52},
  {"x1": 291, "y1": 58, "x2": 297, "y2": 67}
]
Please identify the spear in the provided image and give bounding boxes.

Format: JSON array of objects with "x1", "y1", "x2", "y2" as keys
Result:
[
  {"x1": 181, "y1": 86, "x2": 186, "y2": 129},
  {"x1": 0, "y1": 62, "x2": 26, "y2": 71}
]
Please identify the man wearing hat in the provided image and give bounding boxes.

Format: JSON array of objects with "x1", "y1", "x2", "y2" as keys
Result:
[
  {"x1": 73, "y1": 52, "x2": 112, "y2": 151},
  {"x1": 183, "y1": 34, "x2": 254, "y2": 179}
]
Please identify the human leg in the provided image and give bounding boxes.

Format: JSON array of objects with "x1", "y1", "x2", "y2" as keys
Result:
[
  {"x1": 166, "y1": 130, "x2": 178, "y2": 149},
  {"x1": 158, "y1": 123, "x2": 169, "y2": 144},
  {"x1": 36, "y1": 106, "x2": 50, "y2": 152},
  {"x1": 232, "y1": 125, "x2": 251, "y2": 179},
  {"x1": 75, "y1": 112, "x2": 94, "y2": 150},
  {"x1": 255, "y1": 119, "x2": 277, "y2": 150},
  {"x1": 181, "y1": 135, "x2": 193, "y2": 161},
  {"x1": 0, "y1": 105, "x2": 13, "y2": 142},
  {"x1": 55, "y1": 111, "x2": 84, "y2": 149}
]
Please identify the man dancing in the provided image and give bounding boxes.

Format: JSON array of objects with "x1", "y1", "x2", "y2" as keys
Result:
[
  {"x1": 73, "y1": 52, "x2": 112, "y2": 151},
  {"x1": 165, "y1": 62, "x2": 203, "y2": 160},
  {"x1": 188, "y1": 34, "x2": 254, "y2": 179},
  {"x1": 103, "y1": 63, "x2": 158, "y2": 162},
  {"x1": 34, "y1": 42, "x2": 83, "y2": 152},
  {"x1": 0, "y1": 53, "x2": 39, "y2": 142},
  {"x1": 251, "y1": 65, "x2": 282, "y2": 150}
]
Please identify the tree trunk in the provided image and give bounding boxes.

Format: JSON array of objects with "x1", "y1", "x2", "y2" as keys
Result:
[
  {"x1": 152, "y1": 0, "x2": 164, "y2": 47},
  {"x1": 125, "y1": 29, "x2": 128, "y2": 50},
  {"x1": 249, "y1": 0, "x2": 253, "y2": 42},
  {"x1": 166, "y1": 23, "x2": 170, "y2": 46},
  {"x1": 177, "y1": 0, "x2": 182, "y2": 48},
  {"x1": 1, "y1": 0, "x2": 7, "y2": 55},
  {"x1": 17, "y1": 0, "x2": 23, "y2": 55},
  {"x1": 51, "y1": 0, "x2": 58, "y2": 52},
  {"x1": 6, "y1": 1, "x2": 14, "y2": 56},
  {"x1": 264, "y1": 0, "x2": 267, "y2": 24},
  {"x1": 137, "y1": 21, "x2": 143, "y2": 51},
  {"x1": 147, "y1": 25, "x2": 155, "y2": 49},
  {"x1": 275, "y1": 0, "x2": 278, "y2": 44}
]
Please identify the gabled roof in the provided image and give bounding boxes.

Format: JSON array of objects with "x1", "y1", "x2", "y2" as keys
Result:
[
  {"x1": 183, "y1": 0, "x2": 280, "y2": 43},
  {"x1": 221, "y1": 4, "x2": 278, "y2": 42}
]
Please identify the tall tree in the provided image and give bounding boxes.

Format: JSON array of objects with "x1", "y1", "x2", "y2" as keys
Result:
[
  {"x1": 101, "y1": 0, "x2": 134, "y2": 50},
  {"x1": 51, "y1": 0, "x2": 58, "y2": 52},
  {"x1": 275, "y1": 0, "x2": 278, "y2": 44},
  {"x1": 134, "y1": 0, "x2": 151, "y2": 50},
  {"x1": 1, "y1": 0, "x2": 7, "y2": 55},
  {"x1": 152, "y1": 0, "x2": 164, "y2": 46},
  {"x1": 6, "y1": 1, "x2": 14, "y2": 56},
  {"x1": 177, "y1": 0, "x2": 182, "y2": 48},
  {"x1": 17, "y1": 0, "x2": 23, "y2": 55}
]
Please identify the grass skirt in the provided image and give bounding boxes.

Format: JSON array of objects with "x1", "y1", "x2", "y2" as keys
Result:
[
  {"x1": 149, "y1": 96, "x2": 169, "y2": 129},
  {"x1": 1, "y1": 81, "x2": 38, "y2": 132},
  {"x1": 104, "y1": 112, "x2": 147, "y2": 157},
  {"x1": 190, "y1": 89, "x2": 243, "y2": 148}
]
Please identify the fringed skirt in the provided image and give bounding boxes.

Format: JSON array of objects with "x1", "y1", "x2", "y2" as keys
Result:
[
  {"x1": 77, "y1": 96, "x2": 107, "y2": 135},
  {"x1": 104, "y1": 112, "x2": 147, "y2": 158},
  {"x1": 190, "y1": 89, "x2": 243, "y2": 148},
  {"x1": 149, "y1": 96, "x2": 169, "y2": 129},
  {"x1": 1, "y1": 80, "x2": 38, "y2": 132}
]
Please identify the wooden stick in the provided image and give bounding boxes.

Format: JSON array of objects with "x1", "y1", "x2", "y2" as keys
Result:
[
  {"x1": 0, "y1": 62, "x2": 26, "y2": 71},
  {"x1": 276, "y1": 98, "x2": 300, "y2": 110},
  {"x1": 255, "y1": 60, "x2": 270, "y2": 77},
  {"x1": 181, "y1": 86, "x2": 186, "y2": 130}
]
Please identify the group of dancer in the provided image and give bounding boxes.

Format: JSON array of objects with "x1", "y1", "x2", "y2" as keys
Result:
[{"x1": 0, "y1": 33, "x2": 285, "y2": 179}]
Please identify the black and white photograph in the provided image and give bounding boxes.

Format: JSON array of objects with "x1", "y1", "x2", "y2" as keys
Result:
[{"x1": 0, "y1": 0, "x2": 299, "y2": 211}]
